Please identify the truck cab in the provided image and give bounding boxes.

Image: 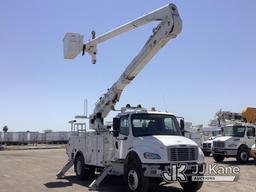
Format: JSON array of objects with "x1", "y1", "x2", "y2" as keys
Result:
[
  {"x1": 212, "y1": 123, "x2": 256, "y2": 163},
  {"x1": 111, "y1": 109, "x2": 205, "y2": 191}
]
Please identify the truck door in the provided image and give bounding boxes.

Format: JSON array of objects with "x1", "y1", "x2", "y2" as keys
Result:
[
  {"x1": 115, "y1": 115, "x2": 130, "y2": 160},
  {"x1": 246, "y1": 127, "x2": 256, "y2": 148}
]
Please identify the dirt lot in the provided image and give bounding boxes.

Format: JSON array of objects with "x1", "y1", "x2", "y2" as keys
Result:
[{"x1": 0, "y1": 148, "x2": 255, "y2": 192}]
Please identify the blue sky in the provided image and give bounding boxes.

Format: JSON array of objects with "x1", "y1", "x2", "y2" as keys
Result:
[{"x1": 0, "y1": 0, "x2": 255, "y2": 132}]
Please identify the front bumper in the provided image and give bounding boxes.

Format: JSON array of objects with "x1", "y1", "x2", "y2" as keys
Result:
[
  {"x1": 202, "y1": 148, "x2": 212, "y2": 153},
  {"x1": 212, "y1": 148, "x2": 238, "y2": 157},
  {"x1": 142, "y1": 162, "x2": 205, "y2": 178}
]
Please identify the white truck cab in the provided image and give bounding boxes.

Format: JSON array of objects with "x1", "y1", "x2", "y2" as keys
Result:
[{"x1": 212, "y1": 123, "x2": 256, "y2": 163}]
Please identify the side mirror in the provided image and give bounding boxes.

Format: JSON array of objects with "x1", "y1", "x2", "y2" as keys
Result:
[
  {"x1": 113, "y1": 118, "x2": 120, "y2": 137},
  {"x1": 180, "y1": 119, "x2": 185, "y2": 136}
]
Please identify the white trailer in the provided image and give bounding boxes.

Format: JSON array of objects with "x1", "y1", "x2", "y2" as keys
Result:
[{"x1": 58, "y1": 4, "x2": 205, "y2": 192}]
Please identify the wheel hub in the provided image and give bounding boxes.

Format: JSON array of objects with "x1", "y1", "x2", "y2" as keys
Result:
[
  {"x1": 241, "y1": 151, "x2": 247, "y2": 161},
  {"x1": 128, "y1": 169, "x2": 139, "y2": 191}
]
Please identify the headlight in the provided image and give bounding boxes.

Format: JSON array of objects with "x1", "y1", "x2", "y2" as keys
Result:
[
  {"x1": 198, "y1": 148, "x2": 205, "y2": 163},
  {"x1": 228, "y1": 144, "x2": 237, "y2": 148},
  {"x1": 143, "y1": 152, "x2": 161, "y2": 159}
]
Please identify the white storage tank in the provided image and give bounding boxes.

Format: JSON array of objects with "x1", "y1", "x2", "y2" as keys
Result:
[
  {"x1": 0, "y1": 132, "x2": 3, "y2": 143},
  {"x1": 46, "y1": 131, "x2": 71, "y2": 144},
  {"x1": 37, "y1": 132, "x2": 46, "y2": 143},
  {"x1": 27, "y1": 132, "x2": 40, "y2": 143},
  {"x1": 4, "y1": 132, "x2": 13, "y2": 144},
  {"x1": 12, "y1": 132, "x2": 20, "y2": 143},
  {"x1": 19, "y1": 132, "x2": 28, "y2": 143}
]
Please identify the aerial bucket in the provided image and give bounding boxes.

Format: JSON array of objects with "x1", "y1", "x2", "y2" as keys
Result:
[{"x1": 63, "y1": 32, "x2": 84, "y2": 59}]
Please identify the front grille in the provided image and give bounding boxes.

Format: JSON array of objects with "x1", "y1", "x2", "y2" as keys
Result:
[
  {"x1": 203, "y1": 143, "x2": 212, "y2": 149},
  {"x1": 213, "y1": 141, "x2": 225, "y2": 148},
  {"x1": 167, "y1": 146, "x2": 198, "y2": 162}
]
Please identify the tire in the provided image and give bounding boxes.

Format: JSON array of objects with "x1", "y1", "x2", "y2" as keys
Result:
[
  {"x1": 203, "y1": 151, "x2": 211, "y2": 157},
  {"x1": 180, "y1": 176, "x2": 203, "y2": 192},
  {"x1": 75, "y1": 155, "x2": 86, "y2": 180},
  {"x1": 125, "y1": 161, "x2": 149, "y2": 192},
  {"x1": 75, "y1": 155, "x2": 94, "y2": 180},
  {"x1": 213, "y1": 154, "x2": 225, "y2": 163},
  {"x1": 236, "y1": 147, "x2": 249, "y2": 163}
]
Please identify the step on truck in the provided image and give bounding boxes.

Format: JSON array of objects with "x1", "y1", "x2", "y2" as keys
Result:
[{"x1": 58, "y1": 4, "x2": 205, "y2": 192}]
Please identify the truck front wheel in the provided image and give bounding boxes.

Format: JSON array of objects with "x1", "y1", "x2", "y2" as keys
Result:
[
  {"x1": 213, "y1": 154, "x2": 225, "y2": 163},
  {"x1": 180, "y1": 176, "x2": 203, "y2": 192},
  {"x1": 236, "y1": 148, "x2": 249, "y2": 163},
  {"x1": 125, "y1": 162, "x2": 149, "y2": 192}
]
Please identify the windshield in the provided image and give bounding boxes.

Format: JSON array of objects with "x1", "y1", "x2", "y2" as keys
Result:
[
  {"x1": 222, "y1": 126, "x2": 245, "y2": 137},
  {"x1": 131, "y1": 114, "x2": 181, "y2": 137}
]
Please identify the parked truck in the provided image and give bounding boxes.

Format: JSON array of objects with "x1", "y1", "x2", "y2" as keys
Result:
[
  {"x1": 58, "y1": 4, "x2": 205, "y2": 192},
  {"x1": 211, "y1": 110, "x2": 256, "y2": 163},
  {"x1": 202, "y1": 127, "x2": 222, "y2": 156}
]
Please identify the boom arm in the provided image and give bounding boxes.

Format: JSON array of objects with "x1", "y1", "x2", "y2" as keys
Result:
[{"x1": 64, "y1": 4, "x2": 182, "y2": 131}]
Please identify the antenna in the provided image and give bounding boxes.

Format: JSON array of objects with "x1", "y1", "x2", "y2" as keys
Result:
[
  {"x1": 162, "y1": 95, "x2": 168, "y2": 112},
  {"x1": 84, "y1": 99, "x2": 88, "y2": 117},
  {"x1": 75, "y1": 99, "x2": 88, "y2": 119}
]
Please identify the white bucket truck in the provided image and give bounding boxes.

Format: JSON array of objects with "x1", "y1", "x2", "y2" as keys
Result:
[{"x1": 58, "y1": 4, "x2": 205, "y2": 192}]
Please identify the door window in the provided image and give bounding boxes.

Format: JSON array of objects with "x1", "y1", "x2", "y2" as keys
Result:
[
  {"x1": 247, "y1": 127, "x2": 255, "y2": 137},
  {"x1": 120, "y1": 116, "x2": 129, "y2": 136}
]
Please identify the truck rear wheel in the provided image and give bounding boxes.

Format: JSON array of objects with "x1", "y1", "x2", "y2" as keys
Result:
[
  {"x1": 213, "y1": 154, "x2": 225, "y2": 163},
  {"x1": 125, "y1": 161, "x2": 149, "y2": 192},
  {"x1": 180, "y1": 176, "x2": 203, "y2": 192},
  {"x1": 75, "y1": 155, "x2": 86, "y2": 179},
  {"x1": 236, "y1": 148, "x2": 249, "y2": 163},
  {"x1": 75, "y1": 155, "x2": 94, "y2": 180}
]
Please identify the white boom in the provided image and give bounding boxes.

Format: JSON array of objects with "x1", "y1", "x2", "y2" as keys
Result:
[{"x1": 63, "y1": 4, "x2": 182, "y2": 131}]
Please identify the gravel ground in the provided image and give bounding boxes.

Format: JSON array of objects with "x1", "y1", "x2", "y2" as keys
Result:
[{"x1": 0, "y1": 148, "x2": 255, "y2": 192}]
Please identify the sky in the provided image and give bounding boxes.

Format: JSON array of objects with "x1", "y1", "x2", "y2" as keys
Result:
[{"x1": 0, "y1": 0, "x2": 256, "y2": 132}]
